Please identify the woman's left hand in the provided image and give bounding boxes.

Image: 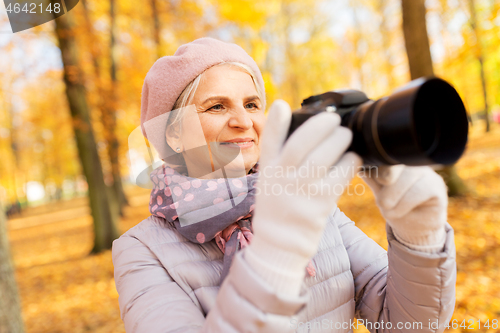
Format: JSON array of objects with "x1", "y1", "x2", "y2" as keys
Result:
[{"x1": 361, "y1": 165, "x2": 448, "y2": 253}]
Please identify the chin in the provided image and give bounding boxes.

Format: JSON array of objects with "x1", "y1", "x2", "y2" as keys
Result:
[
  {"x1": 222, "y1": 152, "x2": 258, "y2": 176},
  {"x1": 242, "y1": 151, "x2": 259, "y2": 168}
]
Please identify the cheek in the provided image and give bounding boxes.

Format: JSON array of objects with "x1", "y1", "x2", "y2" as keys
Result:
[
  {"x1": 199, "y1": 114, "x2": 225, "y2": 141},
  {"x1": 253, "y1": 114, "x2": 266, "y2": 143},
  {"x1": 179, "y1": 111, "x2": 210, "y2": 148}
]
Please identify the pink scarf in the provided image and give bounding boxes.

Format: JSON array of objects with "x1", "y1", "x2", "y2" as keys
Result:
[{"x1": 149, "y1": 163, "x2": 316, "y2": 283}]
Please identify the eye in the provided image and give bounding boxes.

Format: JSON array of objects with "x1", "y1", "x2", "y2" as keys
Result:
[
  {"x1": 207, "y1": 104, "x2": 223, "y2": 112},
  {"x1": 245, "y1": 102, "x2": 258, "y2": 110}
]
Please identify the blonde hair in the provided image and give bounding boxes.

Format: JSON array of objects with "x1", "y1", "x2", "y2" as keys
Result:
[{"x1": 164, "y1": 62, "x2": 265, "y2": 172}]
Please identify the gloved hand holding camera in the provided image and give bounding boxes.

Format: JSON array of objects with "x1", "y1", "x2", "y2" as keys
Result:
[
  {"x1": 361, "y1": 164, "x2": 448, "y2": 253},
  {"x1": 246, "y1": 77, "x2": 465, "y2": 298},
  {"x1": 281, "y1": 76, "x2": 466, "y2": 254}
]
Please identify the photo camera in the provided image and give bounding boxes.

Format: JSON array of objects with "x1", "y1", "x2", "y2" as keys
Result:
[{"x1": 286, "y1": 77, "x2": 469, "y2": 166}]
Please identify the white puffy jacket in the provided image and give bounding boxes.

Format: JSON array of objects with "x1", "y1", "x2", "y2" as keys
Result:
[{"x1": 112, "y1": 207, "x2": 456, "y2": 333}]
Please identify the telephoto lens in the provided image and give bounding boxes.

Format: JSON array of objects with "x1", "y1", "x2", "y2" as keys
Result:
[{"x1": 286, "y1": 77, "x2": 469, "y2": 166}]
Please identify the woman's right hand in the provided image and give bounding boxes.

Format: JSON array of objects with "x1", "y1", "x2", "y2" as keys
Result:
[{"x1": 245, "y1": 99, "x2": 362, "y2": 296}]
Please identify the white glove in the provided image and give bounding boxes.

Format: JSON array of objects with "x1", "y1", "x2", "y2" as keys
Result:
[
  {"x1": 245, "y1": 100, "x2": 362, "y2": 297},
  {"x1": 361, "y1": 165, "x2": 448, "y2": 253}
]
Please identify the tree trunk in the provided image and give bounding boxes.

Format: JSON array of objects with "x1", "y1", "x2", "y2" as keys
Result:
[
  {"x1": 108, "y1": 0, "x2": 129, "y2": 215},
  {"x1": 282, "y1": 2, "x2": 300, "y2": 109},
  {"x1": 352, "y1": 5, "x2": 366, "y2": 91},
  {"x1": 0, "y1": 203, "x2": 24, "y2": 333},
  {"x1": 401, "y1": 0, "x2": 468, "y2": 196},
  {"x1": 376, "y1": 0, "x2": 395, "y2": 91},
  {"x1": 401, "y1": 0, "x2": 434, "y2": 79},
  {"x1": 468, "y1": 0, "x2": 490, "y2": 132},
  {"x1": 80, "y1": 0, "x2": 128, "y2": 217},
  {"x1": 7, "y1": 88, "x2": 24, "y2": 211},
  {"x1": 52, "y1": 3, "x2": 119, "y2": 252},
  {"x1": 150, "y1": 0, "x2": 162, "y2": 59}
]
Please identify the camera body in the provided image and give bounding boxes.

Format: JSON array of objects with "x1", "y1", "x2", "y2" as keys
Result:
[{"x1": 286, "y1": 77, "x2": 469, "y2": 166}]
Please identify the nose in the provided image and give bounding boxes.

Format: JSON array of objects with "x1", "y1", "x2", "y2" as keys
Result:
[{"x1": 228, "y1": 107, "x2": 253, "y2": 130}]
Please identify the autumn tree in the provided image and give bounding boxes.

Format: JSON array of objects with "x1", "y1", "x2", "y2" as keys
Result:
[
  {"x1": 351, "y1": 4, "x2": 367, "y2": 91},
  {"x1": 259, "y1": 0, "x2": 344, "y2": 109},
  {"x1": 468, "y1": 0, "x2": 490, "y2": 132},
  {"x1": 1, "y1": 71, "x2": 26, "y2": 210},
  {"x1": 0, "y1": 203, "x2": 24, "y2": 333},
  {"x1": 107, "y1": 0, "x2": 129, "y2": 214},
  {"x1": 150, "y1": 0, "x2": 162, "y2": 59},
  {"x1": 375, "y1": 0, "x2": 396, "y2": 92},
  {"x1": 80, "y1": 0, "x2": 128, "y2": 216},
  {"x1": 401, "y1": 0, "x2": 468, "y2": 197},
  {"x1": 51, "y1": 2, "x2": 119, "y2": 252}
]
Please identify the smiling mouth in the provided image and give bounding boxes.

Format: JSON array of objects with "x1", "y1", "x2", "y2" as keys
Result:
[
  {"x1": 220, "y1": 141, "x2": 253, "y2": 145},
  {"x1": 219, "y1": 141, "x2": 254, "y2": 148}
]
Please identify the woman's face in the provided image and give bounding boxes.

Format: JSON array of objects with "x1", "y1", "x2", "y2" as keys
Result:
[{"x1": 173, "y1": 65, "x2": 266, "y2": 178}]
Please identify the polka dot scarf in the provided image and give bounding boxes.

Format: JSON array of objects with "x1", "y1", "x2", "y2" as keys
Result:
[{"x1": 149, "y1": 163, "x2": 316, "y2": 284}]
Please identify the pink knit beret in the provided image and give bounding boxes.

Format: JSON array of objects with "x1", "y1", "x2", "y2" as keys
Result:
[{"x1": 140, "y1": 37, "x2": 266, "y2": 139}]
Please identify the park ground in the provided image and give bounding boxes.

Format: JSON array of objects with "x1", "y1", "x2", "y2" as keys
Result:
[{"x1": 7, "y1": 120, "x2": 500, "y2": 333}]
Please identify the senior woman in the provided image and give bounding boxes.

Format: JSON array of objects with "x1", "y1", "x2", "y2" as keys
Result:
[{"x1": 112, "y1": 37, "x2": 456, "y2": 333}]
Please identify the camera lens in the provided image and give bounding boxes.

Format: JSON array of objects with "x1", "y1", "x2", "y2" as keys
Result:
[
  {"x1": 289, "y1": 77, "x2": 469, "y2": 166},
  {"x1": 411, "y1": 78, "x2": 468, "y2": 165},
  {"x1": 358, "y1": 77, "x2": 469, "y2": 165}
]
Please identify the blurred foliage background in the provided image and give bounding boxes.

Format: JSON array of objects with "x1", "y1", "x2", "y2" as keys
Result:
[{"x1": 0, "y1": 0, "x2": 499, "y2": 332}]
